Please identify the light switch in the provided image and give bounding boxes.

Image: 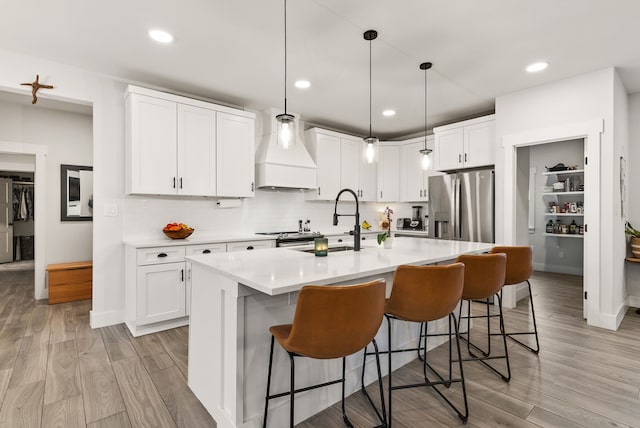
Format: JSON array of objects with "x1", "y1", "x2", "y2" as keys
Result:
[{"x1": 104, "y1": 203, "x2": 118, "y2": 217}]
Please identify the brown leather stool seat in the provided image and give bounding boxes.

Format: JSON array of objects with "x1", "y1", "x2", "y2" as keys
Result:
[
  {"x1": 363, "y1": 263, "x2": 468, "y2": 427},
  {"x1": 491, "y1": 246, "x2": 539, "y2": 354},
  {"x1": 263, "y1": 279, "x2": 387, "y2": 428},
  {"x1": 456, "y1": 253, "x2": 511, "y2": 382}
]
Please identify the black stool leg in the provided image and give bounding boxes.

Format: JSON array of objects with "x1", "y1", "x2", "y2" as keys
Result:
[
  {"x1": 451, "y1": 313, "x2": 469, "y2": 423},
  {"x1": 505, "y1": 280, "x2": 540, "y2": 354},
  {"x1": 289, "y1": 353, "x2": 295, "y2": 428},
  {"x1": 263, "y1": 335, "x2": 275, "y2": 428},
  {"x1": 360, "y1": 340, "x2": 388, "y2": 427},
  {"x1": 386, "y1": 315, "x2": 393, "y2": 428},
  {"x1": 341, "y1": 357, "x2": 354, "y2": 427}
]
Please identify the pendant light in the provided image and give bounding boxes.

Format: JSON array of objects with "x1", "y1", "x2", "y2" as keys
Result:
[
  {"x1": 276, "y1": 0, "x2": 295, "y2": 149},
  {"x1": 363, "y1": 30, "x2": 378, "y2": 164},
  {"x1": 419, "y1": 62, "x2": 433, "y2": 170}
]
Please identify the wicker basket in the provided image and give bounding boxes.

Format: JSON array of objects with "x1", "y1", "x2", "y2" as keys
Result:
[
  {"x1": 631, "y1": 237, "x2": 640, "y2": 258},
  {"x1": 163, "y1": 228, "x2": 194, "y2": 239}
]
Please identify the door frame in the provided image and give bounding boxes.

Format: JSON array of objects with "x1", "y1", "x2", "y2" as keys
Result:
[
  {"x1": 0, "y1": 141, "x2": 47, "y2": 299},
  {"x1": 501, "y1": 119, "x2": 602, "y2": 325}
]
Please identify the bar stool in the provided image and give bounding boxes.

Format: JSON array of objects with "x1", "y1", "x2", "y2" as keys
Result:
[
  {"x1": 364, "y1": 263, "x2": 468, "y2": 426},
  {"x1": 456, "y1": 253, "x2": 511, "y2": 382},
  {"x1": 490, "y1": 245, "x2": 539, "y2": 354},
  {"x1": 263, "y1": 279, "x2": 387, "y2": 428}
]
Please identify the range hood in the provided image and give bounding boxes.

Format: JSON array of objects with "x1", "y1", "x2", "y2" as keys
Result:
[{"x1": 255, "y1": 108, "x2": 317, "y2": 190}]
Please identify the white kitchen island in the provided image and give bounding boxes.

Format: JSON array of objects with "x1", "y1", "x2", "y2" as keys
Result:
[{"x1": 186, "y1": 237, "x2": 494, "y2": 428}]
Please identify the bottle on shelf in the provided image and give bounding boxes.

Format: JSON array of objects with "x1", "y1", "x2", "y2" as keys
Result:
[
  {"x1": 546, "y1": 220, "x2": 553, "y2": 233},
  {"x1": 570, "y1": 220, "x2": 578, "y2": 234}
]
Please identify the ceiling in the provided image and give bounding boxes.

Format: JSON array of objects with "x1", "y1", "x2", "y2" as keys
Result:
[{"x1": 2, "y1": 0, "x2": 640, "y2": 139}]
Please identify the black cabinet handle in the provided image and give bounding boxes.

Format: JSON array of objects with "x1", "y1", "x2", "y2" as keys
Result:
[
  {"x1": 338, "y1": 239, "x2": 343, "y2": 243},
  {"x1": 247, "y1": 246, "x2": 254, "y2": 250},
  {"x1": 172, "y1": 177, "x2": 176, "y2": 189},
  {"x1": 318, "y1": 187, "x2": 321, "y2": 196},
  {"x1": 464, "y1": 153, "x2": 468, "y2": 162},
  {"x1": 181, "y1": 269, "x2": 184, "y2": 282},
  {"x1": 202, "y1": 249, "x2": 211, "y2": 254},
  {"x1": 362, "y1": 236, "x2": 366, "y2": 240},
  {"x1": 180, "y1": 177, "x2": 183, "y2": 189},
  {"x1": 157, "y1": 253, "x2": 168, "y2": 258},
  {"x1": 458, "y1": 154, "x2": 462, "y2": 163},
  {"x1": 251, "y1": 181, "x2": 254, "y2": 192}
]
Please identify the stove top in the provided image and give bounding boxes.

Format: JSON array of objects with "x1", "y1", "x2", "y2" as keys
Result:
[{"x1": 256, "y1": 231, "x2": 324, "y2": 246}]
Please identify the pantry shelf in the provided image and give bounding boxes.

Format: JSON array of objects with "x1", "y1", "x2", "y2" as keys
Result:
[
  {"x1": 544, "y1": 213, "x2": 584, "y2": 217},
  {"x1": 542, "y1": 169, "x2": 584, "y2": 176},
  {"x1": 542, "y1": 191, "x2": 584, "y2": 196},
  {"x1": 544, "y1": 233, "x2": 584, "y2": 239}
]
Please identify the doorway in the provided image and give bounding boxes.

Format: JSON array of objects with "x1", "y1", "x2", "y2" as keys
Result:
[
  {"x1": 501, "y1": 119, "x2": 602, "y2": 326},
  {"x1": 0, "y1": 170, "x2": 35, "y2": 268},
  {"x1": 516, "y1": 139, "x2": 585, "y2": 315}
]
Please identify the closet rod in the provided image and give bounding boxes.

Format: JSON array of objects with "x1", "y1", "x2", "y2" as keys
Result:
[{"x1": 13, "y1": 181, "x2": 34, "y2": 185}]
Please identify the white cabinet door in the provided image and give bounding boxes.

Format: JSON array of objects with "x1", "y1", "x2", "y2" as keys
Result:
[
  {"x1": 306, "y1": 131, "x2": 341, "y2": 201},
  {"x1": 402, "y1": 140, "x2": 428, "y2": 202},
  {"x1": 177, "y1": 104, "x2": 216, "y2": 196},
  {"x1": 184, "y1": 243, "x2": 226, "y2": 316},
  {"x1": 377, "y1": 145, "x2": 400, "y2": 202},
  {"x1": 216, "y1": 112, "x2": 255, "y2": 197},
  {"x1": 434, "y1": 128, "x2": 463, "y2": 171},
  {"x1": 340, "y1": 138, "x2": 360, "y2": 194},
  {"x1": 136, "y1": 262, "x2": 186, "y2": 325},
  {"x1": 127, "y1": 94, "x2": 177, "y2": 194},
  {"x1": 463, "y1": 120, "x2": 495, "y2": 168},
  {"x1": 359, "y1": 161, "x2": 377, "y2": 202}
]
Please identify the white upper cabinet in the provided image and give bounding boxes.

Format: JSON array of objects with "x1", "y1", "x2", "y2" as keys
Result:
[
  {"x1": 400, "y1": 137, "x2": 433, "y2": 202},
  {"x1": 177, "y1": 104, "x2": 216, "y2": 196},
  {"x1": 125, "y1": 85, "x2": 255, "y2": 198},
  {"x1": 216, "y1": 112, "x2": 255, "y2": 197},
  {"x1": 306, "y1": 128, "x2": 377, "y2": 202},
  {"x1": 433, "y1": 115, "x2": 495, "y2": 171},
  {"x1": 127, "y1": 94, "x2": 177, "y2": 195},
  {"x1": 377, "y1": 144, "x2": 400, "y2": 202},
  {"x1": 305, "y1": 129, "x2": 342, "y2": 201},
  {"x1": 340, "y1": 136, "x2": 377, "y2": 202}
]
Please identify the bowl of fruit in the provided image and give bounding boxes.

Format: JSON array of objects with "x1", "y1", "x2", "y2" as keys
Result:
[{"x1": 163, "y1": 222, "x2": 194, "y2": 239}]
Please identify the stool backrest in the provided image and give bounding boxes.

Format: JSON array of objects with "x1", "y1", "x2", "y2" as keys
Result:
[
  {"x1": 490, "y1": 246, "x2": 533, "y2": 285},
  {"x1": 456, "y1": 253, "x2": 506, "y2": 300},
  {"x1": 386, "y1": 263, "x2": 464, "y2": 322},
  {"x1": 286, "y1": 279, "x2": 386, "y2": 359}
]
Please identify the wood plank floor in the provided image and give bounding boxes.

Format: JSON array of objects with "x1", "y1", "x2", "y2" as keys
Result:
[{"x1": 1, "y1": 270, "x2": 639, "y2": 427}]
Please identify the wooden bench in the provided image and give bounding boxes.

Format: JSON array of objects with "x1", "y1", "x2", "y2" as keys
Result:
[{"x1": 46, "y1": 261, "x2": 92, "y2": 304}]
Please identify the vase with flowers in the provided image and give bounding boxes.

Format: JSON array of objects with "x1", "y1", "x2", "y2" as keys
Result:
[{"x1": 377, "y1": 206, "x2": 394, "y2": 248}]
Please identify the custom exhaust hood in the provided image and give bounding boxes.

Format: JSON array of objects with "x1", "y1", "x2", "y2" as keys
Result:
[{"x1": 255, "y1": 108, "x2": 317, "y2": 190}]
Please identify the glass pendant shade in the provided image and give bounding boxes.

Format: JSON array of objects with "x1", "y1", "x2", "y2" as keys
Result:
[
  {"x1": 276, "y1": 113, "x2": 295, "y2": 149},
  {"x1": 420, "y1": 149, "x2": 432, "y2": 170},
  {"x1": 363, "y1": 136, "x2": 378, "y2": 164}
]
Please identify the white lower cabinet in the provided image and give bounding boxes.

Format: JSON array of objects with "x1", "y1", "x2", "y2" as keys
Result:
[
  {"x1": 136, "y1": 262, "x2": 186, "y2": 325},
  {"x1": 126, "y1": 239, "x2": 274, "y2": 336}
]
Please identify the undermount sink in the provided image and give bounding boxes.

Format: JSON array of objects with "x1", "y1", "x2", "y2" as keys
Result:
[{"x1": 297, "y1": 245, "x2": 357, "y2": 254}]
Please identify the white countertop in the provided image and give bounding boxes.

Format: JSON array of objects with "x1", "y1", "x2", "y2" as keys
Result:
[
  {"x1": 186, "y1": 237, "x2": 494, "y2": 296},
  {"x1": 123, "y1": 233, "x2": 278, "y2": 248}
]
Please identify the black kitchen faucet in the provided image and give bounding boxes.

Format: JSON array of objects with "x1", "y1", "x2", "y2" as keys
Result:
[{"x1": 333, "y1": 188, "x2": 361, "y2": 251}]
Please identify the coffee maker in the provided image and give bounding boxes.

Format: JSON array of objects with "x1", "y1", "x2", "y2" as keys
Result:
[{"x1": 410, "y1": 206, "x2": 423, "y2": 230}]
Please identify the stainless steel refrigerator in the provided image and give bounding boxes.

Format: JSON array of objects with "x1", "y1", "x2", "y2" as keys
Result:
[{"x1": 429, "y1": 168, "x2": 494, "y2": 243}]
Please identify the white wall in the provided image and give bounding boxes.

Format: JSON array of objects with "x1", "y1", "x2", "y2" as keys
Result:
[
  {"x1": 495, "y1": 68, "x2": 627, "y2": 329},
  {"x1": 0, "y1": 100, "x2": 93, "y2": 264}
]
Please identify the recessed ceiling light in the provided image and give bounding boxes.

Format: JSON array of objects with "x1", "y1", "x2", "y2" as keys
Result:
[
  {"x1": 383, "y1": 110, "x2": 396, "y2": 117},
  {"x1": 294, "y1": 80, "x2": 311, "y2": 89},
  {"x1": 149, "y1": 29, "x2": 174, "y2": 44},
  {"x1": 526, "y1": 62, "x2": 548, "y2": 73}
]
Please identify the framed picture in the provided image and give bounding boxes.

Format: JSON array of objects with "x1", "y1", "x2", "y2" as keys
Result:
[{"x1": 60, "y1": 164, "x2": 93, "y2": 221}]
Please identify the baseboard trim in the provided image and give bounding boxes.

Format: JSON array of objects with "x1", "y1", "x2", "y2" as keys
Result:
[
  {"x1": 628, "y1": 296, "x2": 640, "y2": 308},
  {"x1": 90, "y1": 309, "x2": 125, "y2": 329},
  {"x1": 594, "y1": 303, "x2": 626, "y2": 331},
  {"x1": 533, "y1": 262, "x2": 583, "y2": 276}
]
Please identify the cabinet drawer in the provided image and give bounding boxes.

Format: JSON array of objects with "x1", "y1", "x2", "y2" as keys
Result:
[
  {"x1": 137, "y1": 246, "x2": 185, "y2": 265},
  {"x1": 186, "y1": 243, "x2": 226, "y2": 256},
  {"x1": 226, "y1": 240, "x2": 275, "y2": 252}
]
